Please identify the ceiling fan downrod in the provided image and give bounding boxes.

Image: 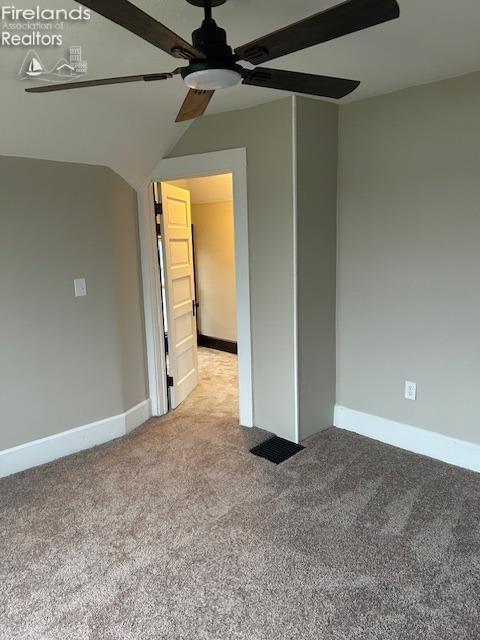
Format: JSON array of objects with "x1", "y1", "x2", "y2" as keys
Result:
[{"x1": 203, "y1": 0, "x2": 212, "y2": 22}]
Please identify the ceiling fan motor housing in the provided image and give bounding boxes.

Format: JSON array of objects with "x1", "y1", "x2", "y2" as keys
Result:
[
  {"x1": 192, "y1": 18, "x2": 231, "y2": 59},
  {"x1": 183, "y1": 18, "x2": 243, "y2": 90}
]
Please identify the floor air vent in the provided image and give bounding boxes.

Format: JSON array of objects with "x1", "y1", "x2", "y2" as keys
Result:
[{"x1": 250, "y1": 436, "x2": 304, "y2": 464}]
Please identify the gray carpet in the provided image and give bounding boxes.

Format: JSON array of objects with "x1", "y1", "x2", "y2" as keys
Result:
[{"x1": 1, "y1": 348, "x2": 479, "y2": 639}]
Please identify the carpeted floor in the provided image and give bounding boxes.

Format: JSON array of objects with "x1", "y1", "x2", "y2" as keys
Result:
[{"x1": 1, "y1": 347, "x2": 479, "y2": 639}]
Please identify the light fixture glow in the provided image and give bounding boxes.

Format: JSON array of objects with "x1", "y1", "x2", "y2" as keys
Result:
[{"x1": 184, "y1": 68, "x2": 242, "y2": 91}]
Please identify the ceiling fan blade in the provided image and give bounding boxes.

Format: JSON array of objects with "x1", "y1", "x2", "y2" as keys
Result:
[
  {"x1": 78, "y1": 0, "x2": 204, "y2": 59},
  {"x1": 243, "y1": 67, "x2": 360, "y2": 99},
  {"x1": 25, "y1": 71, "x2": 179, "y2": 93},
  {"x1": 235, "y1": 0, "x2": 399, "y2": 64},
  {"x1": 176, "y1": 89, "x2": 214, "y2": 122}
]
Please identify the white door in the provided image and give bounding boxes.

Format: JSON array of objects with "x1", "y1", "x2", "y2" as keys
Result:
[{"x1": 160, "y1": 182, "x2": 198, "y2": 409}]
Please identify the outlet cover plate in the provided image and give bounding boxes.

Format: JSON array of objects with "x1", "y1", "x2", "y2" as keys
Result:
[{"x1": 405, "y1": 381, "x2": 417, "y2": 401}]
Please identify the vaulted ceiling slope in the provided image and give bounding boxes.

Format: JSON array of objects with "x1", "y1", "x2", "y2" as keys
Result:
[{"x1": 2, "y1": 0, "x2": 480, "y2": 187}]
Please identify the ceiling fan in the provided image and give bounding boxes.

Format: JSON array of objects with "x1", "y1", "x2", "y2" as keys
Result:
[{"x1": 26, "y1": 0, "x2": 400, "y2": 122}]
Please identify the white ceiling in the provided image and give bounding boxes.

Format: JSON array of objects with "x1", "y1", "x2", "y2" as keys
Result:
[
  {"x1": 167, "y1": 174, "x2": 233, "y2": 204},
  {"x1": 2, "y1": 0, "x2": 480, "y2": 187}
]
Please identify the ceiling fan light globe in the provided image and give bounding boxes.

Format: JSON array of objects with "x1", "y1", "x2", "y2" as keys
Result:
[{"x1": 184, "y1": 68, "x2": 242, "y2": 91}]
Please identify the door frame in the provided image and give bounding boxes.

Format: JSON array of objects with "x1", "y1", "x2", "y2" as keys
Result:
[{"x1": 137, "y1": 148, "x2": 254, "y2": 427}]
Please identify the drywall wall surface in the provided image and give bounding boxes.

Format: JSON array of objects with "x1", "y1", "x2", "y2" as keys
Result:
[
  {"x1": 0, "y1": 156, "x2": 148, "y2": 450},
  {"x1": 107, "y1": 171, "x2": 149, "y2": 412},
  {"x1": 169, "y1": 174, "x2": 233, "y2": 204},
  {"x1": 296, "y1": 97, "x2": 338, "y2": 440},
  {"x1": 169, "y1": 98, "x2": 296, "y2": 439},
  {"x1": 337, "y1": 71, "x2": 480, "y2": 444},
  {"x1": 192, "y1": 201, "x2": 237, "y2": 342}
]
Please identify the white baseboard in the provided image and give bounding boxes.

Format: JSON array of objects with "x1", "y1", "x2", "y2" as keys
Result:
[
  {"x1": 125, "y1": 400, "x2": 151, "y2": 434},
  {"x1": 334, "y1": 405, "x2": 480, "y2": 474},
  {"x1": 0, "y1": 399, "x2": 151, "y2": 479}
]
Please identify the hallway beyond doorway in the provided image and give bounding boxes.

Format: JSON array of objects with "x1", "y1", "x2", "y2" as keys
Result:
[
  {"x1": 141, "y1": 148, "x2": 254, "y2": 428},
  {"x1": 178, "y1": 347, "x2": 240, "y2": 422}
]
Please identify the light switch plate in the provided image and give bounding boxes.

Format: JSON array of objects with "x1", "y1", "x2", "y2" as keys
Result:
[
  {"x1": 405, "y1": 381, "x2": 417, "y2": 401},
  {"x1": 74, "y1": 278, "x2": 87, "y2": 297}
]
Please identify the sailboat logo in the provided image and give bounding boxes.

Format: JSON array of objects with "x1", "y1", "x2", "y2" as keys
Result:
[
  {"x1": 19, "y1": 51, "x2": 47, "y2": 78},
  {"x1": 26, "y1": 55, "x2": 45, "y2": 77},
  {"x1": 19, "y1": 47, "x2": 88, "y2": 83}
]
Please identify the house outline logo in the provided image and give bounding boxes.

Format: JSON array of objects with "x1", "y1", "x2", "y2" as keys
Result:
[{"x1": 20, "y1": 46, "x2": 88, "y2": 83}]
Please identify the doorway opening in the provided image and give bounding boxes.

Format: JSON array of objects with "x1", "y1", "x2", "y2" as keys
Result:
[
  {"x1": 153, "y1": 173, "x2": 239, "y2": 416},
  {"x1": 138, "y1": 148, "x2": 252, "y2": 427}
]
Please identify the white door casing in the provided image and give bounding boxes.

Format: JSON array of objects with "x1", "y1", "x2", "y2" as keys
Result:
[
  {"x1": 160, "y1": 182, "x2": 198, "y2": 409},
  {"x1": 137, "y1": 148, "x2": 253, "y2": 427}
]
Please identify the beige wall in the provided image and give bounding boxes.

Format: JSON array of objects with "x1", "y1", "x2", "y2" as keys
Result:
[
  {"x1": 169, "y1": 98, "x2": 296, "y2": 440},
  {"x1": 337, "y1": 71, "x2": 480, "y2": 445},
  {"x1": 192, "y1": 201, "x2": 237, "y2": 342},
  {"x1": 296, "y1": 97, "x2": 338, "y2": 440},
  {"x1": 0, "y1": 156, "x2": 148, "y2": 451},
  {"x1": 170, "y1": 174, "x2": 233, "y2": 204}
]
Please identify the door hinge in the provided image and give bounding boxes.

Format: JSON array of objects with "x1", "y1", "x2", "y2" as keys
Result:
[
  {"x1": 164, "y1": 333, "x2": 169, "y2": 354},
  {"x1": 155, "y1": 202, "x2": 163, "y2": 237},
  {"x1": 167, "y1": 375, "x2": 174, "y2": 388}
]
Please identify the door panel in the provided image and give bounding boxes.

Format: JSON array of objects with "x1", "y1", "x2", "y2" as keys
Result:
[
  {"x1": 169, "y1": 239, "x2": 190, "y2": 267},
  {"x1": 160, "y1": 182, "x2": 198, "y2": 409},
  {"x1": 172, "y1": 276, "x2": 191, "y2": 306}
]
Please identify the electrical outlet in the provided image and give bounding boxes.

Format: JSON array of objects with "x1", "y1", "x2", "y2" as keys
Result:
[
  {"x1": 74, "y1": 278, "x2": 87, "y2": 297},
  {"x1": 405, "y1": 381, "x2": 417, "y2": 401}
]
